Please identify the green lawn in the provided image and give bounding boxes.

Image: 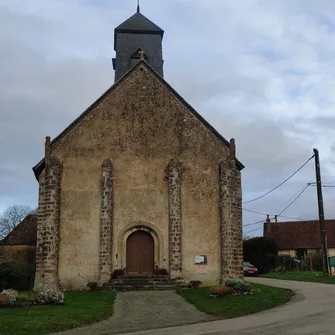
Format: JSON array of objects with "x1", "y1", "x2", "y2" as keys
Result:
[
  {"x1": 0, "y1": 291, "x2": 116, "y2": 335},
  {"x1": 178, "y1": 283, "x2": 292, "y2": 318},
  {"x1": 261, "y1": 271, "x2": 335, "y2": 284}
]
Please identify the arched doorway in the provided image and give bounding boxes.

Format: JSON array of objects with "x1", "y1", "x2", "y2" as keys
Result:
[{"x1": 126, "y1": 230, "x2": 154, "y2": 276}]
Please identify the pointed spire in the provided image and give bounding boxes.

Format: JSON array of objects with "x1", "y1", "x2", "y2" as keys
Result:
[{"x1": 137, "y1": 0, "x2": 140, "y2": 13}]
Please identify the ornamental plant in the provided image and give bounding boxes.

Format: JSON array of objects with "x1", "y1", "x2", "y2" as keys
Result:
[
  {"x1": 209, "y1": 285, "x2": 233, "y2": 297},
  {"x1": 223, "y1": 279, "x2": 252, "y2": 293},
  {"x1": 0, "y1": 289, "x2": 17, "y2": 307},
  {"x1": 31, "y1": 284, "x2": 65, "y2": 305}
]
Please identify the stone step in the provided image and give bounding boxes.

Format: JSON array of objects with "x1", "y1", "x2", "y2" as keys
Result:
[
  {"x1": 102, "y1": 275, "x2": 178, "y2": 292},
  {"x1": 111, "y1": 279, "x2": 176, "y2": 283},
  {"x1": 110, "y1": 285, "x2": 177, "y2": 292},
  {"x1": 117, "y1": 275, "x2": 170, "y2": 280}
]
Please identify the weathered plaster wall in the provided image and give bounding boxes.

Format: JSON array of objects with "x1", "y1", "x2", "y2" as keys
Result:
[{"x1": 47, "y1": 64, "x2": 239, "y2": 288}]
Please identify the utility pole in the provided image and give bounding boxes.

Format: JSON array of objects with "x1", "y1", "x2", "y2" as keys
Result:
[{"x1": 313, "y1": 148, "x2": 330, "y2": 276}]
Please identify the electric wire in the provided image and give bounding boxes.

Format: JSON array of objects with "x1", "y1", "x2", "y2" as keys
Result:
[
  {"x1": 244, "y1": 224, "x2": 264, "y2": 234},
  {"x1": 242, "y1": 207, "x2": 309, "y2": 221},
  {"x1": 275, "y1": 183, "x2": 309, "y2": 213},
  {"x1": 277, "y1": 184, "x2": 310, "y2": 216},
  {"x1": 243, "y1": 218, "x2": 267, "y2": 228},
  {"x1": 243, "y1": 185, "x2": 310, "y2": 234},
  {"x1": 242, "y1": 155, "x2": 315, "y2": 204}
]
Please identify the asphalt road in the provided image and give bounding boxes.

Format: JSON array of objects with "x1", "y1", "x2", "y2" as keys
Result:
[{"x1": 122, "y1": 277, "x2": 335, "y2": 335}]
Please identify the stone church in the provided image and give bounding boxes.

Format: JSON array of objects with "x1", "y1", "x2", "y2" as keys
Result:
[{"x1": 32, "y1": 7, "x2": 244, "y2": 290}]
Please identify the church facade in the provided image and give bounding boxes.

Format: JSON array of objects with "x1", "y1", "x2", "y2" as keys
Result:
[{"x1": 33, "y1": 9, "x2": 244, "y2": 290}]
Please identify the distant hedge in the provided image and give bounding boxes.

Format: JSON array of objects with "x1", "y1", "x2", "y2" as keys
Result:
[{"x1": 243, "y1": 237, "x2": 278, "y2": 274}]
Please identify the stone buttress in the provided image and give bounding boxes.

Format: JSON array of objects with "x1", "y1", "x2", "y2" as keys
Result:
[
  {"x1": 99, "y1": 159, "x2": 114, "y2": 284},
  {"x1": 34, "y1": 137, "x2": 62, "y2": 287},
  {"x1": 219, "y1": 139, "x2": 243, "y2": 279},
  {"x1": 167, "y1": 160, "x2": 183, "y2": 278}
]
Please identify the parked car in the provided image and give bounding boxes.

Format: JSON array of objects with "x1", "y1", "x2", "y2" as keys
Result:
[{"x1": 243, "y1": 261, "x2": 258, "y2": 276}]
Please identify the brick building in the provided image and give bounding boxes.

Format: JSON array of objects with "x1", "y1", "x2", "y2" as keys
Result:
[{"x1": 32, "y1": 8, "x2": 244, "y2": 289}]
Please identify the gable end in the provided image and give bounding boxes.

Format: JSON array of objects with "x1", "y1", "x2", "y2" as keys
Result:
[{"x1": 33, "y1": 61, "x2": 244, "y2": 180}]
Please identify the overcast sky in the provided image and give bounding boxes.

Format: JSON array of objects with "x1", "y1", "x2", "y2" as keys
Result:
[{"x1": 1, "y1": 0, "x2": 335, "y2": 236}]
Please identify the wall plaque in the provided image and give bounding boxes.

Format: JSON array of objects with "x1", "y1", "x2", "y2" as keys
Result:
[{"x1": 195, "y1": 255, "x2": 207, "y2": 265}]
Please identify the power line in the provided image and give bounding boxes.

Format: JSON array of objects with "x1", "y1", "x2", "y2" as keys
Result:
[
  {"x1": 310, "y1": 184, "x2": 335, "y2": 188},
  {"x1": 243, "y1": 217, "x2": 275, "y2": 227},
  {"x1": 277, "y1": 184, "x2": 310, "y2": 216},
  {"x1": 242, "y1": 208, "x2": 267, "y2": 215},
  {"x1": 275, "y1": 183, "x2": 309, "y2": 213},
  {"x1": 244, "y1": 224, "x2": 264, "y2": 234},
  {"x1": 277, "y1": 214, "x2": 311, "y2": 221},
  {"x1": 243, "y1": 207, "x2": 309, "y2": 221},
  {"x1": 243, "y1": 155, "x2": 315, "y2": 204}
]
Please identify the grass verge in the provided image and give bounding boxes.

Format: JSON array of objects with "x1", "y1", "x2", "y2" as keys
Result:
[
  {"x1": 178, "y1": 283, "x2": 292, "y2": 318},
  {"x1": 261, "y1": 271, "x2": 335, "y2": 284},
  {"x1": 0, "y1": 291, "x2": 116, "y2": 335}
]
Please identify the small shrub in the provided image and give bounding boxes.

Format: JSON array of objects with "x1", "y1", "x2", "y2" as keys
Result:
[
  {"x1": 209, "y1": 285, "x2": 233, "y2": 297},
  {"x1": 224, "y1": 279, "x2": 252, "y2": 293},
  {"x1": 0, "y1": 290, "x2": 17, "y2": 307},
  {"x1": 252, "y1": 288, "x2": 261, "y2": 295},
  {"x1": 87, "y1": 282, "x2": 99, "y2": 292},
  {"x1": 174, "y1": 276, "x2": 187, "y2": 288},
  {"x1": 111, "y1": 269, "x2": 125, "y2": 279},
  {"x1": 0, "y1": 293, "x2": 12, "y2": 307},
  {"x1": 0, "y1": 261, "x2": 35, "y2": 291},
  {"x1": 5, "y1": 289, "x2": 18, "y2": 298},
  {"x1": 154, "y1": 268, "x2": 168, "y2": 276},
  {"x1": 188, "y1": 280, "x2": 202, "y2": 289},
  {"x1": 31, "y1": 284, "x2": 64, "y2": 305}
]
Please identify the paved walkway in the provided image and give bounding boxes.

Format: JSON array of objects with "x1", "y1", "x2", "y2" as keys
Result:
[
  {"x1": 53, "y1": 290, "x2": 215, "y2": 335},
  {"x1": 54, "y1": 277, "x2": 335, "y2": 335},
  {"x1": 122, "y1": 277, "x2": 335, "y2": 335}
]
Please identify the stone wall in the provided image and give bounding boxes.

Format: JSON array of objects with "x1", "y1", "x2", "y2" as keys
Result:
[
  {"x1": 37, "y1": 64, "x2": 243, "y2": 288},
  {"x1": 167, "y1": 160, "x2": 183, "y2": 278},
  {"x1": 99, "y1": 159, "x2": 114, "y2": 284},
  {"x1": 219, "y1": 139, "x2": 243, "y2": 279}
]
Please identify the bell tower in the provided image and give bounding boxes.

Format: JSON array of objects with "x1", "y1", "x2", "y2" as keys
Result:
[{"x1": 112, "y1": 6, "x2": 164, "y2": 82}]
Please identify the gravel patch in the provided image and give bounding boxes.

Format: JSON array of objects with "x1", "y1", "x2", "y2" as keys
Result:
[{"x1": 52, "y1": 290, "x2": 215, "y2": 335}]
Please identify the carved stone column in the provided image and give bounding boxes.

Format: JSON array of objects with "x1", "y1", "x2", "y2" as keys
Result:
[
  {"x1": 35, "y1": 136, "x2": 62, "y2": 288},
  {"x1": 167, "y1": 160, "x2": 183, "y2": 278},
  {"x1": 99, "y1": 159, "x2": 114, "y2": 284},
  {"x1": 219, "y1": 139, "x2": 243, "y2": 279}
]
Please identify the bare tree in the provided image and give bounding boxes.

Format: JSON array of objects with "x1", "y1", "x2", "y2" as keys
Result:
[{"x1": 0, "y1": 205, "x2": 36, "y2": 239}]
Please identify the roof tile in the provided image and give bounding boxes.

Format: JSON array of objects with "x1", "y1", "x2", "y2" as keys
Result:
[{"x1": 264, "y1": 220, "x2": 335, "y2": 249}]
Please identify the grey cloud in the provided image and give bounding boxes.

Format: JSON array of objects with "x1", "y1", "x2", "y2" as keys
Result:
[{"x1": 1, "y1": 1, "x2": 335, "y2": 235}]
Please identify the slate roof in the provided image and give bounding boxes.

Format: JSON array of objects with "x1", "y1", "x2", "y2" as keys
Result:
[
  {"x1": 114, "y1": 12, "x2": 164, "y2": 50},
  {"x1": 264, "y1": 220, "x2": 335, "y2": 249},
  {"x1": 115, "y1": 12, "x2": 164, "y2": 34},
  {"x1": 33, "y1": 60, "x2": 245, "y2": 180},
  {"x1": 1, "y1": 214, "x2": 37, "y2": 246}
]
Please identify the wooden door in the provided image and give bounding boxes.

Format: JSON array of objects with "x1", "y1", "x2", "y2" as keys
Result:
[{"x1": 126, "y1": 231, "x2": 154, "y2": 276}]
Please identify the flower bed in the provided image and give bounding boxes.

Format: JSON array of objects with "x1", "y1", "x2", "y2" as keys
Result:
[{"x1": 0, "y1": 284, "x2": 65, "y2": 308}]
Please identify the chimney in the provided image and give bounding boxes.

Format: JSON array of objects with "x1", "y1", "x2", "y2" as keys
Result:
[
  {"x1": 230, "y1": 138, "x2": 236, "y2": 158},
  {"x1": 265, "y1": 214, "x2": 271, "y2": 235},
  {"x1": 45, "y1": 136, "x2": 51, "y2": 158}
]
